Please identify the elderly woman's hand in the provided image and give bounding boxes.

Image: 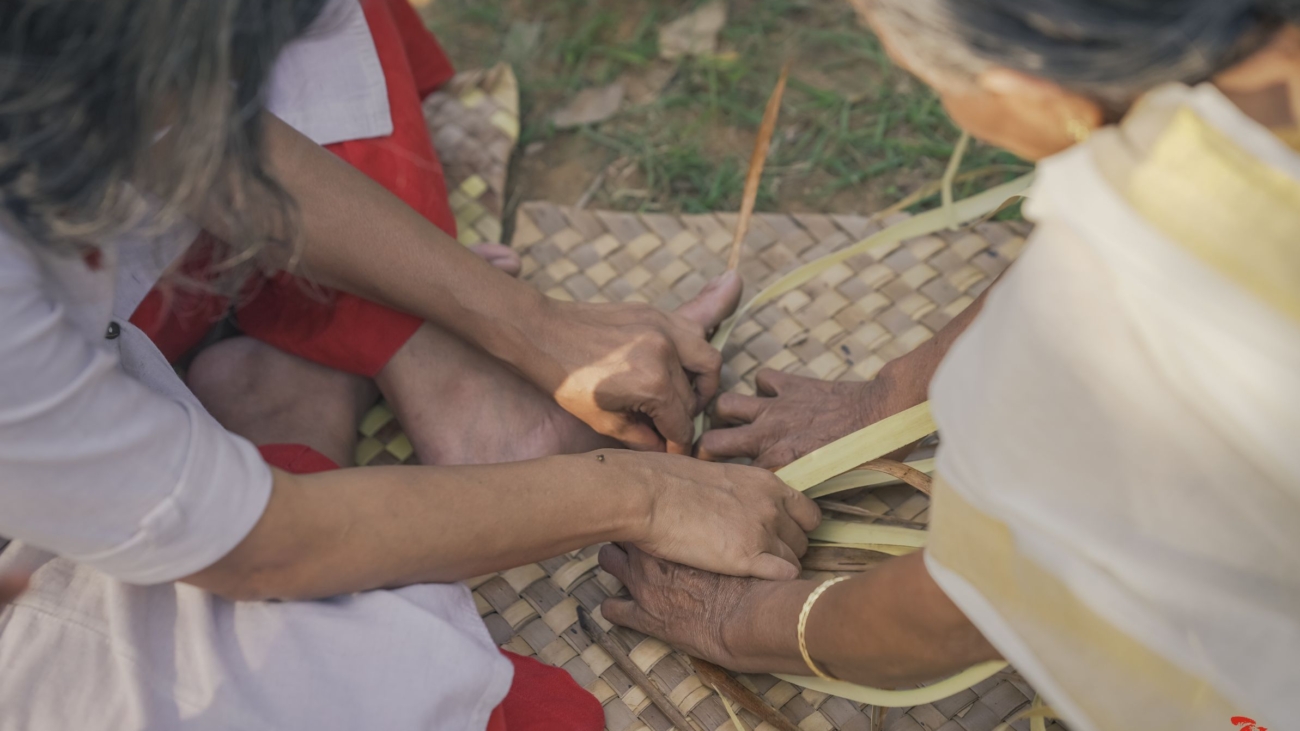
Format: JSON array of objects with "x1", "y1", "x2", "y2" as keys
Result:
[
  {"x1": 599, "y1": 544, "x2": 1002, "y2": 686},
  {"x1": 697, "y1": 368, "x2": 917, "y2": 469},
  {"x1": 598, "y1": 543, "x2": 813, "y2": 675},
  {"x1": 616, "y1": 451, "x2": 821, "y2": 581}
]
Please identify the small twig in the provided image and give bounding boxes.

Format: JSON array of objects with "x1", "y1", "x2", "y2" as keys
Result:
[
  {"x1": 690, "y1": 658, "x2": 801, "y2": 731},
  {"x1": 728, "y1": 61, "x2": 791, "y2": 271},
  {"x1": 578, "y1": 607, "x2": 700, "y2": 731},
  {"x1": 848, "y1": 458, "x2": 933, "y2": 496},
  {"x1": 575, "y1": 169, "x2": 608, "y2": 209}
]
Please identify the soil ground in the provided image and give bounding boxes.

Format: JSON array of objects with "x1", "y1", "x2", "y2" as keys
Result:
[{"x1": 415, "y1": 0, "x2": 1027, "y2": 227}]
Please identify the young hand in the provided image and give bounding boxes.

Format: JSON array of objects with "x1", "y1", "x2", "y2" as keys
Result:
[
  {"x1": 524, "y1": 272, "x2": 742, "y2": 455},
  {"x1": 611, "y1": 450, "x2": 820, "y2": 580}
]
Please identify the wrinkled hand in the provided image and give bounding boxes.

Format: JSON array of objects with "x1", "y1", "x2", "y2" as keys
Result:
[
  {"x1": 698, "y1": 368, "x2": 915, "y2": 469},
  {"x1": 615, "y1": 450, "x2": 820, "y2": 580},
  {"x1": 531, "y1": 272, "x2": 742, "y2": 454},
  {"x1": 599, "y1": 544, "x2": 807, "y2": 674}
]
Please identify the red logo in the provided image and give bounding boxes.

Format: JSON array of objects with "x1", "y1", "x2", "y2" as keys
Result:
[{"x1": 1232, "y1": 717, "x2": 1267, "y2": 731}]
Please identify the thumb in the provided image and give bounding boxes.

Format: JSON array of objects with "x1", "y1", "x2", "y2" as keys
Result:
[
  {"x1": 675, "y1": 270, "x2": 743, "y2": 333},
  {"x1": 600, "y1": 597, "x2": 651, "y2": 633},
  {"x1": 748, "y1": 553, "x2": 801, "y2": 581},
  {"x1": 615, "y1": 418, "x2": 668, "y2": 452}
]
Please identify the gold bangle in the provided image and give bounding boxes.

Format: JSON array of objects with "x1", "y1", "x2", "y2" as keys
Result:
[{"x1": 797, "y1": 576, "x2": 848, "y2": 681}]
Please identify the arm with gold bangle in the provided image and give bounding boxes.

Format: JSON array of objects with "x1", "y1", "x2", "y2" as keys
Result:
[{"x1": 598, "y1": 546, "x2": 1000, "y2": 689}]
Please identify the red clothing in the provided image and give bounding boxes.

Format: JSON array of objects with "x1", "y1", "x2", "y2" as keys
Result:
[{"x1": 131, "y1": 0, "x2": 456, "y2": 376}]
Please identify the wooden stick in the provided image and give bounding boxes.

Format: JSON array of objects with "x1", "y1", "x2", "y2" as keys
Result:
[
  {"x1": 727, "y1": 61, "x2": 791, "y2": 271},
  {"x1": 578, "y1": 607, "x2": 699, "y2": 731},
  {"x1": 689, "y1": 658, "x2": 801, "y2": 731},
  {"x1": 848, "y1": 458, "x2": 933, "y2": 496}
]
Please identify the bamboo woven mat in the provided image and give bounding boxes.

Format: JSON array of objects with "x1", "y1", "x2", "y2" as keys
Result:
[
  {"x1": 356, "y1": 63, "x2": 1069, "y2": 731},
  {"x1": 357, "y1": 205, "x2": 1064, "y2": 731}
]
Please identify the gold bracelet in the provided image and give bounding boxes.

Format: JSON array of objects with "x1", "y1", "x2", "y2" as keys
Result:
[{"x1": 798, "y1": 576, "x2": 849, "y2": 681}]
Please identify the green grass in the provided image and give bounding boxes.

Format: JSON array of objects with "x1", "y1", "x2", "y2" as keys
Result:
[{"x1": 419, "y1": 0, "x2": 1027, "y2": 217}]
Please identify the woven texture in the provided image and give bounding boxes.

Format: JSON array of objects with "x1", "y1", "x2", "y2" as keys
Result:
[
  {"x1": 356, "y1": 196, "x2": 1070, "y2": 730},
  {"x1": 511, "y1": 204, "x2": 1031, "y2": 394},
  {"x1": 422, "y1": 62, "x2": 520, "y2": 245},
  {"x1": 356, "y1": 58, "x2": 1065, "y2": 731}
]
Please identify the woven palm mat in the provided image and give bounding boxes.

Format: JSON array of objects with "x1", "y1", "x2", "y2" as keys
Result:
[
  {"x1": 422, "y1": 62, "x2": 520, "y2": 246},
  {"x1": 355, "y1": 200, "x2": 1071, "y2": 731}
]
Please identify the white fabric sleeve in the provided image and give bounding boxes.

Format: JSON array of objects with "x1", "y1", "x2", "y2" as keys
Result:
[
  {"x1": 0, "y1": 244, "x2": 272, "y2": 585},
  {"x1": 264, "y1": 0, "x2": 392, "y2": 146}
]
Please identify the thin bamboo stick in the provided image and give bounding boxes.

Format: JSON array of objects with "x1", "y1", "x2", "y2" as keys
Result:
[
  {"x1": 578, "y1": 607, "x2": 701, "y2": 731},
  {"x1": 851, "y1": 458, "x2": 932, "y2": 496},
  {"x1": 691, "y1": 658, "x2": 801, "y2": 731},
  {"x1": 728, "y1": 61, "x2": 791, "y2": 271}
]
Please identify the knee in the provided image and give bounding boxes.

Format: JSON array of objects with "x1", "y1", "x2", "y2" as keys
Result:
[{"x1": 185, "y1": 337, "x2": 270, "y2": 410}]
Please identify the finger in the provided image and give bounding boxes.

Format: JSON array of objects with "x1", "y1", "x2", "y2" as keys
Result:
[
  {"x1": 601, "y1": 597, "x2": 652, "y2": 633},
  {"x1": 754, "y1": 368, "x2": 792, "y2": 396},
  {"x1": 598, "y1": 543, "x2": 632, "y2": 585},
  {"x1": 467, "y1": 242, "x2": 523, "y2": 277},
  {"x1": 649, "y1": 367, "x2": 698, "y2": 454},
  {"x1": 674, "y1": 270, "x2": 743, "y2": 334},
  {"x1": 775, "y1": 514, "x2": 810, "y2": 558},
  {"x1": 671, "y1": 333, "x2": 724, "y2": 410},
  {"x1": 753, "y1": 449, "x2": 796, "y2": 471},
  {"x1": 749, "y1": 551, "x2": 801, "y2": 581},
  {"x1": 712, "y1": 392, "x2": 765, "y2": 425},
  {"x1": 696, "y1": 425, "x2": 764, "y2": 462},
  {"x1": 613, "y1": 417, "x2": 668, "y2": 452},
  {"x1": 784, "y1": 488, "x2": 823, "y2": 532}
]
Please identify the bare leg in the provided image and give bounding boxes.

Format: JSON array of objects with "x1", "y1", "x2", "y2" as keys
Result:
[
  {"x1": 187, "y1": 338, "x2": 377, "y2": 467},
  {"x1": 376, "y1": 322, "x2": 617, "y2": 465},
  {"x1": 376, "y1": 272, "x2": 743, "y2": 466}
]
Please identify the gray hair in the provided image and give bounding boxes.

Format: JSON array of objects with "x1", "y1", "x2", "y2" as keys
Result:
[
  {"x1": 0, "y1": 0, "x2": 330, "y2": 285},
  {"x1": 869, "y1": 0, "x2": 1299, "y2": 109}
]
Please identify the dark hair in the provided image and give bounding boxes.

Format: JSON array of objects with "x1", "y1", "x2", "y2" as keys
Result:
[
  {"x1": 0, "y1": 0, "x2": 330, "y2": 282},
  {"x1": 872, "y1": 0, "x2": 1299, "y2": 107}
]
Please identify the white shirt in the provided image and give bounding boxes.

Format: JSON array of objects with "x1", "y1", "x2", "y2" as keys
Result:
[
  {"x1": 925, "y1": 85, "x2": 1300, "y2": 731},
  {"x1": 0, "y1": 3, "x2": 513, "y2": 729}
]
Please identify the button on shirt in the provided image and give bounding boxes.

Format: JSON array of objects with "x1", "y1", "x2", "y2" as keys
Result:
[{"x1": 0, "y1": 3, "x2": 512, "y2": 729}]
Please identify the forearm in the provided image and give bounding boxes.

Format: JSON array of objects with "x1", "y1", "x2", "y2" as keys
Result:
[
  {"x1": 875, "y1": 286, "x2": 991, "y2": 409},
  {"x1": 186, "y1": 450, "x2": 645, "y2": 601},
  {"x1": 727, "y1": 552, "x2": 999, "y2": 686},
  {"x1": 258, "y1": 115, "x2": 546, "y2": 368}
]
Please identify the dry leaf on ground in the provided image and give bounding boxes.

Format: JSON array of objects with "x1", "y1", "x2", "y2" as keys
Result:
[
  {"x1": 658, "y1": 0, "x2": 728, "y2": 60},
  {"x1": 550, "y1": 83, "x2": 625, "y2": 128},
  {"x1": 620, "y1": 61, "x2": 677, "y2": 106}
]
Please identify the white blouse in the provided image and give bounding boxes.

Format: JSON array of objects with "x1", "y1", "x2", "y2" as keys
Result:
[{"x1": 0, "y1": 3, "x2": 513, "y2": 729}]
